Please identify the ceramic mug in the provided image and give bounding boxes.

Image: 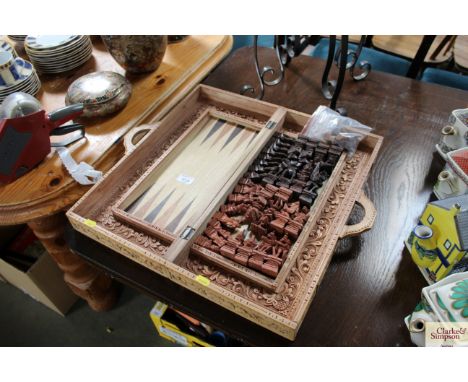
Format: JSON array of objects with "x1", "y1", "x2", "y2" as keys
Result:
[
  {"x1": 0, "y1": 39, "x2": 17, "y2": 58},
  {"x1": 0, "y1": 51, "x2": 28, "y2": 87}
]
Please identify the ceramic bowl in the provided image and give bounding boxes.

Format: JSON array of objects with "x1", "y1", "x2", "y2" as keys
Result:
[{"x1": 65, "y1": 71, "x2": 132, "y2": 117}]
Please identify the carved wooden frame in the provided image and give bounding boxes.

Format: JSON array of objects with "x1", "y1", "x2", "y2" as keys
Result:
[{"x1": 67, "y1": 85, "x2": 383, "y2": 340}]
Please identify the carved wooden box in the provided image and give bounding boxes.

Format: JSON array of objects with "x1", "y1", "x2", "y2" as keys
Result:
[{"x1": 67, "y1": 85, "x2": 383, "y2": 340}]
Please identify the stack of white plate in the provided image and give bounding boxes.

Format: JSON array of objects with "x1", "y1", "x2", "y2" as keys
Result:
[
  {"x1": 0, "y1": 60, "x2": 41, "y2": 103},
  {"x1": 7, "y1": 35, "x2": 27, "y2": 43},
  {"x1": 24, "y1": 35, "x2": 93, "y2": 74}
]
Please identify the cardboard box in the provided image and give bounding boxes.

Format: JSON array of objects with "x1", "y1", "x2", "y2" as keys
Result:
[{"x1": 0, "y1": 227, "x2": 78, "y2": 315}]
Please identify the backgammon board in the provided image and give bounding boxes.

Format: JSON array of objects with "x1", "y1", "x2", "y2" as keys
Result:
[
  {"x1": 122, "y1": 114, "x2": 259, "y2": 235},
  {"x1": 68, "y1": 85, "x2": 383, "y2": 340}
]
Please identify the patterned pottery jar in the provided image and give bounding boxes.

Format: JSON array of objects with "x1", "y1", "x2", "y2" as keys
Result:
[{"x1": 101, "y1": 35, "x2": 167, "y2": 74}]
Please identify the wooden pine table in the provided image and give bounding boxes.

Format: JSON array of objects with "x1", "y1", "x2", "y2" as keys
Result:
[
  {"x1": 0, "y1": 35, "x2": 233, "y2": 311},
  {"x1": 66, "y1": 47, "x2": 468, "y2": 345}
]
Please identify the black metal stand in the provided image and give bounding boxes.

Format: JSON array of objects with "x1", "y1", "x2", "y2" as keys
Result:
[
  {"x1": 240, "y1": 36, "x2": 285, "y2": 100},
  {"x1": 320, "y1": 35, "x2": 371, "y2": 114},
  {"x1": 321, "y1": 35, "x2": 349, "y2": 112},
  {"x1": 241, "y1": 35, "x2": 371, "y2": 115}
]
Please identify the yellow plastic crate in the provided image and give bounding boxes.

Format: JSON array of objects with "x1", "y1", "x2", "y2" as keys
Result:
[{"x1": 149, "y1": 301, "x2": 213, "y2": 347}]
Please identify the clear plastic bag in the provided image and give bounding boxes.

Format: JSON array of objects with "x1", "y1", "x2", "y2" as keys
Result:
[{"x1": 301, "y1": 105, "x2": 373, "y2": 156}]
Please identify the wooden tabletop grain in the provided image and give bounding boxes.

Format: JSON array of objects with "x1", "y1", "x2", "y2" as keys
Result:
[{"x1": 66, "y1": 47, "x2": 468, "y2": 346}]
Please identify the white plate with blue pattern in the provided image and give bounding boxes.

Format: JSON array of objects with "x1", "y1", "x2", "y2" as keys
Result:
[
  {"x1": 7, "y1": 35, "x2": 27, "y2": 43},
  {"x1": 24, "y1": 35, "x2": 93, "y2": 74},
  {"x1": 25, "y1": 35, "x2": 79, "y2": 50}
]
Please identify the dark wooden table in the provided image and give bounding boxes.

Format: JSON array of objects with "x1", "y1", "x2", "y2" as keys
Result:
[{"x1": 65, "y1": 47, "x2": 468, "y2": 346}]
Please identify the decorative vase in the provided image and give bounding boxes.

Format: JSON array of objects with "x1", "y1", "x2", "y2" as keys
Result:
[
  {"x1": 410, "y1": 224, "x2": 439, "y2": 268},
  {"x1": 101, "y1": 35, "x2": 167, "y2": 74}
]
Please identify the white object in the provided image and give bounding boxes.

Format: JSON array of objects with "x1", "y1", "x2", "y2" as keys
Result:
[
  {"x1": 406, "y1": 272, "x2": 468, "y2": 346},
  {"x1": 55, "y1": 147, "x2": 102, "y2": 185},
  {"x1": 302, "y1": 105, "x2": 372, "y2": 156},
  {"x1": 24, "y1": 35, "x2": 93, "y2": 74},
  {"x1": 0, "y1": 51, "x2": 28, "y2": 86},
  {"x1": 434, "y1": 169, "x2": 464, "y2": 199},
  {"x1": 405, "y1": 306, "x2": 437, "y2": 347},
  {"x1": 0, "y1": 57, "x2": 41, "y2": 103},
  {"x1": 434, "y1": 147, "x2": 468, "y2": 199},
  {"x1": 0, "y1": 92, "x2": 42, "y2": 119},
  {"x1": 423, "y1": 272, "x2": 468, "y2": 323},
  {"x1": 436, "y1": 108, "x2": 468, "y2": 157},
  {"x1": 0, "y1": 39, "x2": 18, "y2": 58},
  {"x1": 25, "y1": 35, "x2": 79, "y2": 50}
]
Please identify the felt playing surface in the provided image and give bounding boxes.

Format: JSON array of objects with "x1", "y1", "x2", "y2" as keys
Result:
[{"x1": 125, "y1": 116, "x2": 259, "y2": 235}]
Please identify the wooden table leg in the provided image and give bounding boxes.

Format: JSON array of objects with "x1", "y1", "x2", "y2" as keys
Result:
[{"x1": 28, "y1": 213, "x2": 118, "y2": 312}]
